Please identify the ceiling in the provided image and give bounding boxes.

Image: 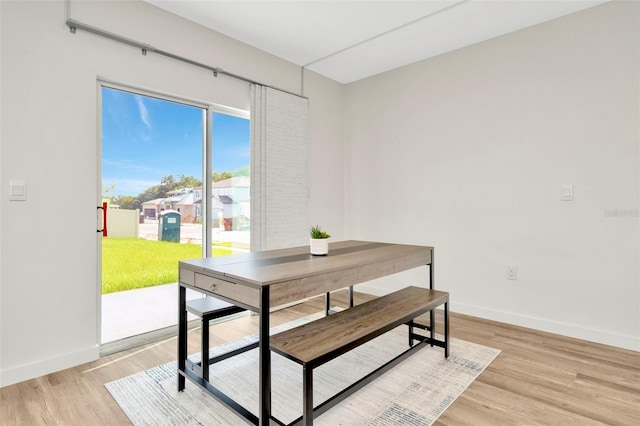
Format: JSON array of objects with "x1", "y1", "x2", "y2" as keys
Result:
[{"x1": 145, "y1": 0, "x2": 608, "y2": 84}]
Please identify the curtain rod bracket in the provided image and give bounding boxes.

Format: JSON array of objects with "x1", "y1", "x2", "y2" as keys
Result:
[
  {"x1": 142, "y1": 48, "x2": 147, "y2": 56},
  {"x1": 213, "y1": 69, "x2": 218, "y2": 77},
  {"x1": 69, "y1": 26, "x2": 76, "y2": 34}
]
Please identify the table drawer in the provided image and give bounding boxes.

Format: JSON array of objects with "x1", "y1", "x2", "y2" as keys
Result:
[
  {"x1": 179, "y1": 269, "x2": 195, "y2": 286},
  {"x1": 194, "y1": 273, "x2": 259, "y2": 309}
]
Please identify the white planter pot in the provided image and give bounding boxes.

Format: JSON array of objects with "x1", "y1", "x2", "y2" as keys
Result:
[{"x1": 310, "y1": 238, "x2": 329, "y2": 255}]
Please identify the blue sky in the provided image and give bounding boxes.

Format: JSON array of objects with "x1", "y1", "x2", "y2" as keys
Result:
[{"x1": 101, "y1": 87, "x2": 249, "y2": 196}]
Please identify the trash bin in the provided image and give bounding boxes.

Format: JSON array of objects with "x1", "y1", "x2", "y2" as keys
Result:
[{"x1": 158, "y1": 210, "x2": 181, "y2": 242}]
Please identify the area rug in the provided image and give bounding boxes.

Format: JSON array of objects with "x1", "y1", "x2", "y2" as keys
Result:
[{"x1": 106, "y1": 311, "x2": 500, "y2": 425}]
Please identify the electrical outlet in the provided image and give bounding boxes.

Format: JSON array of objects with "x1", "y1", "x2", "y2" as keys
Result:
[
  {"x1": 507, "y1": 266, "x2": 518, "y2": 280},
  {"x1": 561, "y1": 184, "x2": 573, "y2": 201},
  {"x1": 9, "y1": 179, "x2": 27, "y2": 201}
]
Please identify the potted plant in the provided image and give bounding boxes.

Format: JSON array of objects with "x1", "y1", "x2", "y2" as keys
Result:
[{"x1": 310, "y1": 225, "x2": 330, "y2": 255}]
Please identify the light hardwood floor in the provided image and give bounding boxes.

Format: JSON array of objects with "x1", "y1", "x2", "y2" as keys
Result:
[{"x1": 1, "y1": 290, "x2": 638, "y2": 425}]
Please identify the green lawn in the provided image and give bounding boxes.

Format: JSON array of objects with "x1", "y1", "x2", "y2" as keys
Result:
[{"x1": 102, "y1": 238, "x2": 232, "y2": 294}]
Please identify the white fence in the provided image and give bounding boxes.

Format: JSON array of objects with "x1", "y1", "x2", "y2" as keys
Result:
[{"x1": 107, "y1": 208, "x2": 139, "y2": 238}]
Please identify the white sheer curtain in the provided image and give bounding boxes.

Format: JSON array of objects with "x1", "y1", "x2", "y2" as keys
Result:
[{"x1": 250, "y1": 85, "x2": 309, "y2": 251}]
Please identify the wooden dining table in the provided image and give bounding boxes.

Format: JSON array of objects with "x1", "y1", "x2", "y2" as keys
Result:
[{"x1": 177, "y1": 240, "x2": 434, "y2": 425}]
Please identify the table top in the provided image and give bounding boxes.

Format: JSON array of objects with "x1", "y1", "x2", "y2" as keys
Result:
[{"x1": 180, "y1": 240, "x2": 432, "y2": 288}]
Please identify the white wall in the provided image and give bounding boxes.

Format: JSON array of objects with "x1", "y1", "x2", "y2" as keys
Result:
[
  {"x1": 345, "y1": 1, "x2": 639, "y2": 351},
  {"x1": 0, "y1": 0, "x2": 345, "y2": 386}
]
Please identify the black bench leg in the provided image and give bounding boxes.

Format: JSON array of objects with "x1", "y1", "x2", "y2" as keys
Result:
[
  {"x1": 430, "y1": 309, "x2": 435, "y2": 346},
  {"x1": 303, "y1": 365, "x2": 313, "y2": 425},
  {"x1": 325, "y1": 292, "x2": 330, "y2": 316},
  {"x1": 348, "y1": 285, "x2": 354, "y2": 307},
  {"x1": 408, "y1": 320, "x2": 414, "y2": 347},
  {"x1": 201, "y1": 315, "x2": 210, "y2": 381}
]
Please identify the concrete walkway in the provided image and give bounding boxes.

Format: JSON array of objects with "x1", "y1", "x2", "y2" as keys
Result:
[{"x1": 101, "y1": 283, "x2": 202, "y2": 343}]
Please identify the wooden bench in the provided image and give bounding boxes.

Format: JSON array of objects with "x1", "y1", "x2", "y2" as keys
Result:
[
  {"x1": 185, "y1": 297, "x2": 246, "y2": 381},
  {"x1": 270, "y1": 286, "x2": 449, "y2": 425}
]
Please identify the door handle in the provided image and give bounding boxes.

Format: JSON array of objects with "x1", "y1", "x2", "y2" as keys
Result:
[{"x1": 97, "y1": 205, "x2": 105, "y2": 234}]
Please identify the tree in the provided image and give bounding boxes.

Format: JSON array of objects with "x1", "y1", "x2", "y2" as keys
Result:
[
  {"x1": 211, "y1": 166, "x2": 248, "y2": 182},
  {"x1": 233, "y1": 165, "x2": 249, "y2": 177},
  {"x1": 212, "y1": 171, "x2": 233, "y2": 182},
  {"x1": 176, "y1": 175, "x2": 202, "y2": 188},
  {"x1": 159, "y1": 175, "x2": 178, "y2": 194},
  {"x1": 110, "y1": 195, "x2": 137, "y2": 210}
]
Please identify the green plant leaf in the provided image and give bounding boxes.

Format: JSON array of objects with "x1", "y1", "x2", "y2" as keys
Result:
[{"x1": 310, "y1": 225, "x2": 330, "y2": 239}]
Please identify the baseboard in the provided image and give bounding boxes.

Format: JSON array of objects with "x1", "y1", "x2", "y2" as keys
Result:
[
  {"x1": 0, "y1": 345, "x2": 99, "y2": 388},
  {"x1": 357, "y1": 284, "x2": 639, "y2": 352},
  {"x1": 452, "y1": 301, "x2": 639, "y2": 352}
]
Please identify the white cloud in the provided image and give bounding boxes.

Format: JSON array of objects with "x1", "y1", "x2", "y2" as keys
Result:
[
  {"x1": 103, "y1": 158, "x2": 154, "y2": 173},
  {"x1": 135, "y1": 95, "x2": 151, "y2": 130}
]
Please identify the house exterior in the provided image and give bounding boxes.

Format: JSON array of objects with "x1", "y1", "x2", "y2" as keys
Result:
[
  {"x1": 141, "y1": 198, "x2": 168, "y2": 220},
  {"x1": 213, "y1": 177, "x2": 250, "y2": 229},
  {"x1": 141, "y1": 189, "x2": 196, "y2": 223},
  {"x1": 165, "y1": 189, "x2": 197, "y2": 223},
  {"x1": 141, "y1": 178, "x2": 250, "y2": 227}
]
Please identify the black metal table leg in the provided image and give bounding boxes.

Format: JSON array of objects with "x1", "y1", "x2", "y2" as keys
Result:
[
  {"x1": 201, "y1": 311, "x2": 210, "y2": 381},
  {"x1": 303, "y1": 365, "x2": 313, "y2": 426},
  {"x1": 444, "y1": 300, "x2": 450, "y2": 358},
  {"x1": 178, "y1": 285, "x2": 187, "y2": 391},
  {"x1": 326, "y1": 286, "x2": 354, "y2": 316},
  {"x1": 429, "y1": 250, "x2": 435, "y2": 346},
  {"x1": 259, "y1": 286, "x2": 271, "y2": 425},
  {"x1": 429, "y1": 248, "x2": 435, "y2": 290}
]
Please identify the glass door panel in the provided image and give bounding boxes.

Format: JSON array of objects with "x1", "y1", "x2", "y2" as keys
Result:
[
  {"x1": 211, "y1": 111, "x2": 251, "y2": 253},
  {"x1": 100, "y1": 86, "x2": 205, "y2": 343}
]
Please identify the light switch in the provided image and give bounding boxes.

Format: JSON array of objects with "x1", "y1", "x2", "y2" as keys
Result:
[
  {"x1": 10, "y1": 179, "x2": 27, "y2": 201},
  {"x1": 560, "y1": 184, "x2": 573, "y2": 201}
]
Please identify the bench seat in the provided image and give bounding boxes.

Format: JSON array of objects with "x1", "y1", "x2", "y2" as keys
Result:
[
  {"x1": 185, "y1": 297, "x2": 246, "y2": 381},
  {"x1": 270, "y1": 286, "x2": 449, "y2": 425}
]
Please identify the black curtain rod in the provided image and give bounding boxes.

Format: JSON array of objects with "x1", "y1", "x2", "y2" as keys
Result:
[{"x1": 65, "y1": 18, "x2": 307, "y2": 100}]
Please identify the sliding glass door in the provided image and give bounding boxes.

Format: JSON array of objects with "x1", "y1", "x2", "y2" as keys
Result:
[{"x1": 99, "y1": 83, "x2": 249, "y2": 346}]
